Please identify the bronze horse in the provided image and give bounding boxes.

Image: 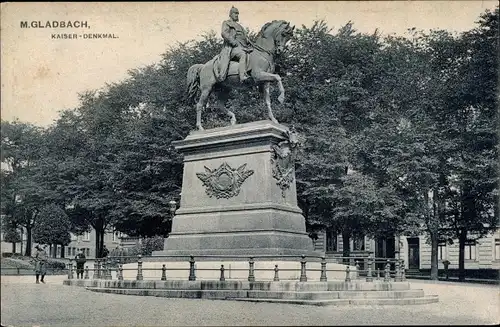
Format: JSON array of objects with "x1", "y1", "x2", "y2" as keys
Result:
[{"x1": 186, "y1": 20, "x2": 295, "y2": 130}]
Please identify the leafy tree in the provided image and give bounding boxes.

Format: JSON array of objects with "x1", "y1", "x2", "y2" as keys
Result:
[
  {"x1": 1, "y1": 120, "x2": 45, "y2": 256},
  {"x1": 2, "y1": 215, "x2": 21, "y2": 253},
  {"x1": 436, "y1": 8, "x2": 499, "y2": 281},
  {"x1": 33, "y1": 204, "x2": 71, "y2": 257}
]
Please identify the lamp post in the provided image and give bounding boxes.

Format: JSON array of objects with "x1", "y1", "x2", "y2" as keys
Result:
[
  {"x1": 14, "y1": 195, "x2": 23, "y2": 255},
  {"x1": 64, "y1": 203, "x2": 75, "y2": 259}
]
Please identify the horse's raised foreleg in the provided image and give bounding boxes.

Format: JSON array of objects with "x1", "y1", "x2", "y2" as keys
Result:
[
  {"x1": 262, "y1": 82, "x2": 278, "y2": 124},
  {"x1": 196, "y1": 89, "x2": 211, "y2": 130},
  {"x1": 252, "y1": 71, "x2": 285, "y2": 104}
]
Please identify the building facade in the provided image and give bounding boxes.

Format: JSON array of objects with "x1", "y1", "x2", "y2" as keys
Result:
[
  {"x1": 1, "y1": 227, "x2": 124, "y2": 259},
  {"x1": 314, "y1": 228, "x2": 500, "y2": 277}
]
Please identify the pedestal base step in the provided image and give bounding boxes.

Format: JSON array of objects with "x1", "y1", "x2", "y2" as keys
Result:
[
  {"x1": 83, "y1": 287, "x2": 438, "y2": 306},
  {"x1": 63, "y1": 279, "x2": 438, "y2": 306},
  {"x1": 232, "y1": 296, "x2": 439, "y2": 306}
]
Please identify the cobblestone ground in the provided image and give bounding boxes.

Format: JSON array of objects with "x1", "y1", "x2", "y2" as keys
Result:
[{"x1": 1, "y1": 276, "x2": 498, "y2": 326}]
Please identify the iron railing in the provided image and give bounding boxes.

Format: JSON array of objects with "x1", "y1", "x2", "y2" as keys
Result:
[{"x1": 64, "y1": 253, "x2": 407, "y2": 283}]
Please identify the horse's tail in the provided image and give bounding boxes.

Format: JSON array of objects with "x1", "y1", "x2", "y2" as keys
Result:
[{"x1": 186, "y1": 64, "x2": 203, "y2": 104}]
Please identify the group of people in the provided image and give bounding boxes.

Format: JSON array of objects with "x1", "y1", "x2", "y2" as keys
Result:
[{"x1": 32, "y1": 244, "x2": 110, "y2": 283}]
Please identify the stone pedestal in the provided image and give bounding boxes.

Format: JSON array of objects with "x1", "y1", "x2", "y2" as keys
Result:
[{"x1": 156, "y1": 120, "x2": 315, "y2": 257}]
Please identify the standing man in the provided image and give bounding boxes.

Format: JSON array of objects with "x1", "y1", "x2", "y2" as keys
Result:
[
  {"x1": 75, "y1": 248, "x2": 86, "y2": 279},
  {"x1": 101, "y1": 244, "x2": 109, "y2": 259},
  {"x1": 33, "y1": 244, "x2": 48, "y2": 284},
  {"x1": 221, "y1": 6, "x2": 252, "y2": 83}
]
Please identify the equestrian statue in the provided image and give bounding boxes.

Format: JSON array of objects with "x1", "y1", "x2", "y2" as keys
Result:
[{"x1": 186, "y1": 6, "x2": 295, "y2": 130}]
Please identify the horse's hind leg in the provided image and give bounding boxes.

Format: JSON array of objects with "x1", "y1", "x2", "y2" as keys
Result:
[
  {"x1": 196, "y1": 88, "x2": 211, "y2": 130},
  {"x1": 216, "y1": 89, "x2": 236, "y2": 125}
]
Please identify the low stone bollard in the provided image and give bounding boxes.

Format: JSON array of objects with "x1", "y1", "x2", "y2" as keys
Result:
[
  {"x1": 108, "y1": 260, "x2": 113, "y2": 280},
  {"x1": 366, "y1": 256, "x2": 373, "y2": 282},
  {"x1": 355, "y1": 261, "x2": 360, "y2": 279},
  {"x1": 395, "y1": 260, "x2": 402, "y2": 282},
  {"x1": 248, "y1": 257, "x2": 255, "y2": 282},
  {"x1": 161, "y1": 264, "x2": 167, "y2": 281},
  {"x1": 376, "y1": 268, "x2": 380, "y2": 280},
  {"x1": 320, "y1": 257, "x2": 327, "y2": 282},
  {"x1": 345, "y1": 265, "x2": 351, "y2": 282},
  {"x1": 299, "y1": 255, "x2": 307, "y2": 282},
  {"x1": 96, "y1": 259, "x2": 101, "y2": 279},
  {"x1": 188, "y1": 255, "x2": 196, "y2": 281},
  {"x1": 384, "y1": 260, "x2": 390, "y2": 282},
  {"x1": 118, "y1": 264, "x2": 123, "y2": 281},
  {"x1": 220, "y1": 264, "x2": 225, "y2": 281},
  {"x1": 101, "y1": 259, "x2": 108, "y2": 280},
  {"x1": 136, "y1": 255, "x2": 143, "y2": 281},
  {"x1": 68, "y1": 260, "x2": 74, "y2": 279},
  {"x1": 84, "y1": 266, "x2": 89, "y2": 279},
  {"x1": 273, "y1": 265, "x2": 280, "y2": 281}
]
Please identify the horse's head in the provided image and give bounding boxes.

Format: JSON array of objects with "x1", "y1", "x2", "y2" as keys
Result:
[{"x1": 259, "y1": 20, "x2": 295, "y2": 55}]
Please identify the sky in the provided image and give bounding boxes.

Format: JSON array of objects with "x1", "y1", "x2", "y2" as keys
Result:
[{"x1": 1, "y1": 1, "x2": 497, "y2": 127}]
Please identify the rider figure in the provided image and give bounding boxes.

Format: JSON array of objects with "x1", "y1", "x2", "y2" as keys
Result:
[{"x1": 221, "y1": 6, "x2": 252, "y2": 83}]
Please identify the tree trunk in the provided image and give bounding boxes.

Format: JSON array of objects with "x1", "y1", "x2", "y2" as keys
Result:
[
  {"x1": 53, "y1": 243, "x2": 58, "y2": 258},
  {"x1": 424, "y1": 189, "x2": 439, "y2": 280},
  {"x1": 100, "y1": 229, "x2": 105, "y2": 255},
  {"x1": 25, "y1": 226, "x2": 32, "y2": 257},
  {"x1": 11, "y1": 242, "x2": 16, "y2": 253},
  {"x1": 95, "y1": 229, "x2": 100, "y2": 258},
  {"x1": 342, "y1": 231, "x2": 351, "y2": 265},
  {"x1": 61, "y1": 245, "x2": 65, "y2": 258},
  {"x1": 458, "y1": 229, "x2": 467, "y2": 282},
  {"x1": 429, "y1": 231, "x2": 439, "y2": 280}
]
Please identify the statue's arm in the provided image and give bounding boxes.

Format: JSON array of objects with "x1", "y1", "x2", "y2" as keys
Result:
[{"x1": 221, "y1": 21, "x2": 237, "y2": 46}]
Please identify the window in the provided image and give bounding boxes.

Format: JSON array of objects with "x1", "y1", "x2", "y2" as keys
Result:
[
  {"x1": 494, "y1": 239, "x2": 500, "y2": 260},
  {"x1": 353, "y1": 236, "x2": 365, "y2": 251},
  {"x1": 86, "y1": 248, "x2": 90, "y2": 257},
  {"x1": 72, "y1": 247, "x2": 76, "y2": 256},
  {"x1": 83, "y1": 231, "x2": 90, "y2": 241},
  {"x1": 326, "y1": 230, "x2": 337, "y2": 252},
  {"x1": 464, "y1": 241, "x2": 476, "y2": 260},
  {"x1": 438, "y1": 241, "x2": 447, "y2": 260},
  {"x1": 112, "y1": 231, "x2": 120, "y2": 242}
]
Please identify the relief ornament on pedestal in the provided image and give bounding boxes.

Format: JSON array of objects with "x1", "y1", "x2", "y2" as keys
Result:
[
  {"x1": 271, "y1": 126, "x2": 304, "y2": 197},
  {"x1": 196, "y1": 162, "x2": 254, "y2": 199}
]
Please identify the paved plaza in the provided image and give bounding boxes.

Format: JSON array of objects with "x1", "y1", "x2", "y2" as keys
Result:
[{"x1": 1, "y1": 276, "x2": 498, "y2": 326}]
